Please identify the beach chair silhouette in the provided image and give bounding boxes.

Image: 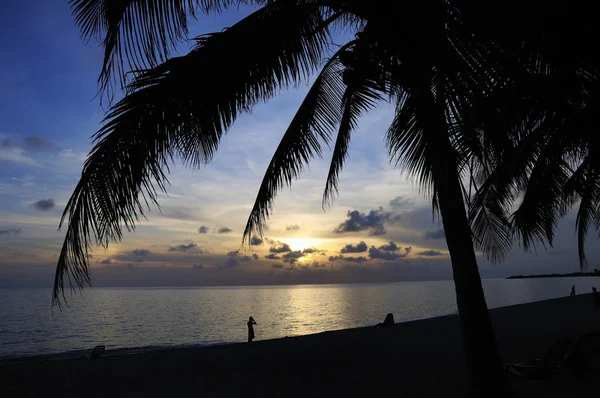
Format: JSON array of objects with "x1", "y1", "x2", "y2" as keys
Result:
[
  {"x1": 506, "y1": 331, "x2": 600, "y2": 379},
  {"x1": 82, "y1": 345, "x2": 105, "y2": 360}
]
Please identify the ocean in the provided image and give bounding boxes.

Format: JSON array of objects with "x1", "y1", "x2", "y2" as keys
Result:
[{"x1": 1, "y1": 277, "x2": 599, "y2": 359}]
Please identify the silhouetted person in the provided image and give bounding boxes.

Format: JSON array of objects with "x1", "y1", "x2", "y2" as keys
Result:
[
  {"x1": 375, "y1": 313, "x2": 395, "y2": 328},
  {"x1": 247, "y1": 316, "x2": 257, "y2": 344},
  {"x1": 593, "y1": 287, "x2": 599, "y2": 311},
  {"x1": 571, "y1": 285, "x2": 576, "y2": 297}
]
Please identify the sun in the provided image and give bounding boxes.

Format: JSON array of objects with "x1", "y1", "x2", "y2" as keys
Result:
[{"x1": 285, "y1": 238, "x2": 321, "y2": 252}]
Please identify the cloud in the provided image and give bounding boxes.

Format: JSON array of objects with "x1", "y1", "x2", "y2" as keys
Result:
[
  {"x1": 302, "y1": 247, "x2": 318, "y2": 254},
  {"x1": 32, "y1": 198, "x2": 55, "y2": 211},
  {"x1": 342, "y1": 264, "x2": 367, "y2": 270},
  {"x1": 340, "y1": 241, "x2": 368, "y2": 253},
  {"x1": 23, "y1": 136, "x2": 55, "y2": 151},
  {"x1": 334, "y1": 208, "x2": 389, "y2": 236},
  {"x1": 265, "y1": 254, "x2": 281, "y2": 260},
  {"x1": 0, "y1": 228, "x2": 21, "y2": 236},
  {"x1": 168, "y1": 243, "x2": 206, "y2": 253},
  {"x1": 270, "y1": 243, "x2": 292, "y2": 253},
  {"x1": 239, "y1": 255, "x2": 252, "y2": 261},
  {"x1": 417, "y1": 249, "x2": 443, "y2": 256},
  {"x1": 252, "y1": 253, "x2": 259, "y2": 260},
  {"x1": 423, "y1": 228, "x2": 445, "y2": 240},
  {"x1": 369, "y1": 245, "x2": 412, "y2": 260},
  {"x1": 217, "y1": 258, "x2": 237, "y2": 268},
  {"x1": 100, "y1": 258, "x2": 112, "y2": 265},
  {"x1": 217, "y1": 227, "x2": 233, "y2": 234},
  {"x1": 389, "y1": 196, "x2": 413, "y2": 210},
  {"x1": 282, "y1": 251, "x2": 304, "y2": 263},
  {"x1": 198, "y1": 226, "x2": 209, "y2": 234},
  {"x1": 227, "y1": 250, "x2": 239, "y2": 257},
  {"x1": 271, "y1": 263, "x2": 284, "y2": 269},
  {"x1": 378, "y1": 241, "x2": 399, "y2": 251},
  {"x1": 192, "y1": 264, "x2": 204, "y2": 270},
  {"x1": 286, "y1": 224, "x2": 300, "y2": 231},
  {"x1": 250, "y1": 236, "x2": 263, "y2": 246},
  {"x1": 132, "y1": 249, "x2": 151, "y2": 256},
  {"x1": 328, "y1": 255, "x2": 367, "y2": 262}
]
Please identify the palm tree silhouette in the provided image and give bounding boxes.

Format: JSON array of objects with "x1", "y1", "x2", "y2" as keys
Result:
[{"x1": 56, "y1": 1, "x2": 597, "y2": 396}]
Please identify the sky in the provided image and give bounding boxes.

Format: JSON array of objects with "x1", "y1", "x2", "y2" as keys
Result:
[{"x1": 0, "y1": 1, "x2": 598, "y2": 289}]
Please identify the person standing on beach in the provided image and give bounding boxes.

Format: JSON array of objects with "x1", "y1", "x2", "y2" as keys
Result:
[
  {"x1": 570, "y1": 285, "x2": 576, "y2": 297},
  {"x1": 247, "y1": 316, "x2": 257, "y2": 344}
]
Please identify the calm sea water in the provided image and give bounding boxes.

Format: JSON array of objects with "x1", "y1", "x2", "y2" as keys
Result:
[{"x1": 1, "y1": 277, "x2": 599, "y2": 359}]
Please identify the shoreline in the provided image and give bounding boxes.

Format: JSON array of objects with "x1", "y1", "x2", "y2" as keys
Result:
[
  {"x1": 0, "y1": 294, "x2": 595, "y2": 366},
  {"x1": 2, "y1": 294, "x2": 600, "y2": 397}
]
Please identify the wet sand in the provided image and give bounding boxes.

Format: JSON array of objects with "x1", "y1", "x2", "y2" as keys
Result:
[{"x1": 1, "y1": 294, "x2": 599, "y2": 397}]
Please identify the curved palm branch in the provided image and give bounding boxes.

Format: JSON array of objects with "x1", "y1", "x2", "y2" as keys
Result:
[
  {"x1": 70, "y1": 0, "x2": 267, "y2": 98},
  {"x1": 322, "y1": 44, "x2": 384, "y2": 207},
  {"x1": 54, "y1": 0, "x2": 332, "y2": 306},
  {"x1": 242, "y1": 45, "x2": 352, "y2": 244}
]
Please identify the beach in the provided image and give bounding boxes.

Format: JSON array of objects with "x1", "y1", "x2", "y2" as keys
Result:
[{"x1": 1, "y1": 294, "x2": 599, "y2": 397}]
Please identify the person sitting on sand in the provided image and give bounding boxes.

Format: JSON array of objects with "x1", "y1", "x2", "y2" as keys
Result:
[
  {"x1": 593, "y1": 287, "x2": 599, "y2": 311},
  {"x1": 247, "y1": 316, "x2": 257, "y2": 344},
  {"x1": 375, "y1": 313, "x2": 395, "y2": 328},
  {"x1": 570, "y1": 285, "x2": 576, "y2": 297}
]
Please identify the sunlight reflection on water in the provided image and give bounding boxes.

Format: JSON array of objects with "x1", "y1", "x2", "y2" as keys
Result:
[{"x1": 1, "y1": 277, "x2": 599, "y2": 358}]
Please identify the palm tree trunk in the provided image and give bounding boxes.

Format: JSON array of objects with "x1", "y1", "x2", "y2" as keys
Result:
[{"x1": 436, "y1": 157, "x2": 515, "y2": 397}]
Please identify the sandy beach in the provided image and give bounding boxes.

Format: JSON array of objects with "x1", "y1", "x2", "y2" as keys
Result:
[{"x1": 1, "y1": 294, "x2": 599, "y2": 397}]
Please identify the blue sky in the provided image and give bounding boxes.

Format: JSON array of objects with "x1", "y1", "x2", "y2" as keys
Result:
[{"x1": 0, "y1": 1, "x2": 598, "y2": 289}]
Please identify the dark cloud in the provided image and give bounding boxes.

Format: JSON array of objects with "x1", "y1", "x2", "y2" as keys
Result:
[
  {"x1": 312, "y1": 261, "x2": 326, "y2": 268},
  {"x1": 250, "y1": 236, "x2": 263, "y2": 246},
  {"x1": 192, "y1": 264, "x2": 204, "y2": 270},
  {"x1": 227, "y1": 250, "x2": 239, "y2": 257},
  {"x1": 342, "y1": 264, "x2": 367, "y2": 270},
  {"x1": 1, "y1": 138, "x2": 10, "y2": 147},
  {"x1": 286, "y1": 224, "x2": 300, "y2": 231},
  {"x1": 369, "y1": 245, "x2": 412, "y2": 260},
  {"x1": 0, "y1": 228, "x2": 21, "y2": 236},
  {"x1": 265, "y1": 254, "x2": 281, "y2": 260},
  {"x1": 378, "y1": 241, "x2": 399, "y2": 251},
  {"x1": 216, "y1": 258, "x2": 237, "y2": 268},
  {"x1": 100, "y1": 258, "x2": 112, "y2": 265},
  {"x1": 340, "y1": 241, "x2": 368, "y2": 253},
  {"x1": 32, "y1": 198, "x2": 55, "y2": 211},
  {"x1": 389, "y1": 196, "x2": 413, "y2": 210},
  {"x1": 132, "y1": 249, "x2": 151, "y2": 256},
  {"x1": 417, "y1": 250, "x2": 443, "y2": 256},
  {"x1": 271, "y1": 263, "x2": 284, "y2": 269},
  {"x1": 423, "y1": 228, "x2": 445, "y2": 240},
  {"x1": 23, "y1": 136, "x2": 55, "y2": 151},
  {"x1": 252, "y1": 253, "x2": 259, "y2": 260},
  {"x1": 240, "y1": 255, "x2": 252, "y2": 261},
  {"x1": 217, "y1": 227, "x2": 233, "y2": 234},
  {"x1": 328, "y1": 255, "x2": 367, "y2": 262},
  {"x1": 198, "y1": 226, "x2": 209, "y2": 234},
  {"x1": 282, "y1": 251, "x2": 304, "y2": 263},
  {"x1": 270, "y1": 243, "x2": 291, "y2": 253},
  {"x1": 168, "y1": 243, "x2": 206, "y2": 253},
  {"x1": 334, "y1": 208, "x2": 389, "y2": 236},
  {"x1": 302, "y1": 247, "x2": 318, "y2": 254}
]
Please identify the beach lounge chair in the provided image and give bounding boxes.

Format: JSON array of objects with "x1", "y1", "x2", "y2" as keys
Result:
[
  {"x1": 81, "y1": 345, "x2": 105, "y2": 360},
  {"x1": 506, "y1": 331, "x2": 600, "y2": 379}
]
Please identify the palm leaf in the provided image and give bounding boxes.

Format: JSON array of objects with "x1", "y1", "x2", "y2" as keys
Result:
[
  {"x1": 70, "y1": 0, "x2": 267, "y2": 98},
  {"x1": 54, "y1": 0, "x2": 332, "y2": 306},
  {"x1": 242, "y1": 45, "x2": 354, "y2": 244}
]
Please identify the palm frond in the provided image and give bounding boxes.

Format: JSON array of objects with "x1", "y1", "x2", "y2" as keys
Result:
[
  {"x1": 242, "y1": 50, "x2": 348, "y2": 244},
  {"x1": 70, "y1": 0, "x2": 266, "y2": 99},
  {"x1": 322, "y1": 55, "x2": 383, "y2": 207},
  {"x1": 55, "y1": 0, "x2": 332, "y2": 306}
]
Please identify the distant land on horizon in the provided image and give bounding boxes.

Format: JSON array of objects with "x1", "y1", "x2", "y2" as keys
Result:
[{"x1": 506, "y1": 270, "x2": 600, "y2": 279}]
